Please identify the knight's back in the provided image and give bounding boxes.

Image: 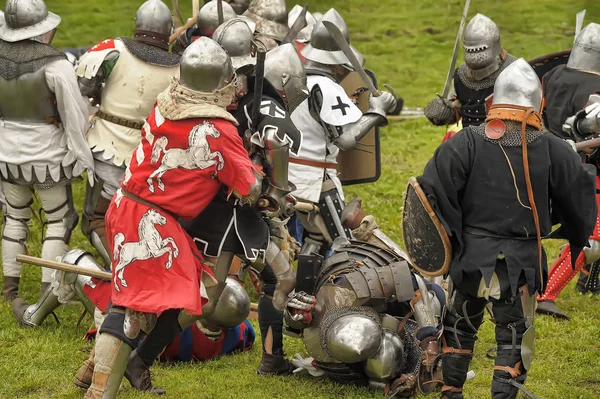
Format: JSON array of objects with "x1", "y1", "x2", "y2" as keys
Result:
[
  {"x1": 121, "y1": 107, "x2": 247, "y2": 220},
  {"x1": 0, "y1": 40, "x2": 66, "y2": 123}
]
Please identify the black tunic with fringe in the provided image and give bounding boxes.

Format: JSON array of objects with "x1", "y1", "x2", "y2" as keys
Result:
[{"x1": 418, "y1": 123, "x2": 597, "y2": 296}]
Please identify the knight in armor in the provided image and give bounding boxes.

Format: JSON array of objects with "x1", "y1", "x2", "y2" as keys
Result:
[
  {"x1": 172, "y1": 0, "x2": 237, "y2": 55},
  {"x1": 424, "y1": 13, "x2": 517, "y2": 132},
  {"x1": 83, "y1": 37, "x2": 264, "y2": 398},
  {"x1": 535, "y1": 23, "x2": 600, "y2": 320},
  {"x1": 0, "y1": 0, "x2": 94, "y2": 304},
  {"x1": 79, "y1": 0, "x2": 179, "y2": 267},
  {"x1": 125, "y1": 27, "x2": 307, "y2": 377},
  {"x1": 418, "y1": 58, "x2": 596, "y2": 398},
  {"x1": 11, "y1": 0, "x2": 180, "y2": 387},
  {"x1": 289, "y1": 8, "x2": 397, "y2": 281},
  {"x1": 284, "y1": 234, "x2": 444, "y2": 397}
]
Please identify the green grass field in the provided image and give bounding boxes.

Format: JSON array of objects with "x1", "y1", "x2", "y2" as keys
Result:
[{"x1": 1, "y1": 0, "x2": 600, "y2": 398}]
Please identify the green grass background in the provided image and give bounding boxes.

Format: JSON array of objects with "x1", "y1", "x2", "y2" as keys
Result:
[{"x1": 1, "y1": 0, "x2": 600, "y2": 398}]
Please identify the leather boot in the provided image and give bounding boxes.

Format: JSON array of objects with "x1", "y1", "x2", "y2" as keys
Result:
[
  {"x1": 11, "y1": 298, "x2": 31, "y2": 327},
  {"x1": 576, "y1": 265, "x2": 590, "y2": 294},
  {"x1": 535, "y1": 300, "x2": 570, "y2": 320},
  {"x1": 75, "y1": 349, "x2": 95, "y2": 389},
  {"x1": 2, "y1": 276, "x2": 20, "y2": 302},
  {"x1": 257, "y1": 352, "x2": 294, "y2": 375},
  {"x1": 419, "y1": 336, "x2": 442, "y2": 394},
  {"x1": 124, "y1": 350, "x2": 166, "y2": 395}
]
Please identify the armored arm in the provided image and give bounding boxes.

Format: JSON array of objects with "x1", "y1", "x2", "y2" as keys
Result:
[
  {"x1": 563, "y1": 94, "x2": 600, "y2": 138},
  {"x1": 309, "y1": 85, "x2": 397, "y2": 151},
  {"x1": 77, "y1": 51, "x2": 119, "y2": 99},
  {"x1": 335, "y1": 92, "x2": 397, "y2": 151},
  {"x1": 230, "y1": 168, "x2": 264, "y2": 206}
]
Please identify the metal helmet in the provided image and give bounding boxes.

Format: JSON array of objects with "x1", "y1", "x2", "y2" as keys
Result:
[
  {"x1": 491, "y1": 58, "x2": 542, "y2": 113},
  {"x1": 203, "y1": 278, "x2": 251, "y2": 328},
  {"x1": 229, "y1": 0, "x2": 251, "y2": 15},
  {"x1": 567, "y1": 23, "x2": 600, "y2": 73},
  {"x1": 463, "y1": 13, "x2": 502, "y2": 79},
  {"x1": 324, "y1": 312, "x2": 382, "y2": 363},
  {"x1": 243, "y1": 0, "x2": 289, "y2": 42},
  {"x1": 264, "y1": 43, "x2": 308, "y2": 113},
  {"x1": 301, "y1": 8, "x2": 359, "y2": 66},
  {"x1": 364, "y1": 329, "x2": 405, "y2": 383},
  {"x1": 0, "y1": 0, "x2": 61, "y2": 43},
  {"x1": 134, "y1": 0, "x2": 173, "y2": 40},
  {"x1": 212, "y1": 18, "x2": 256, "y2": 71},
  {"x1": 197, "y1": 0, "x2": 237, "y2": 37},
  {"x1": 179, "y1": 36, "x2": 235, "y2": 93},
  {"x1": 288, "y1": 5, "x2": 317, "y2": 42}
]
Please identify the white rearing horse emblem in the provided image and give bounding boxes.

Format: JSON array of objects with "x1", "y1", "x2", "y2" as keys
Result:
[
  {"x1": 112, "y1": 209, "x2": 180, "y2": 291},
  {"x1": 147, "y1": 120, "x2": 225, "y2": 193}
]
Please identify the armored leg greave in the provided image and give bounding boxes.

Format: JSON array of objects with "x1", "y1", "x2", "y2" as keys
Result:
[
  {"x1": 441, "y1": 290, "x2": 487, "y2": 398},
  {"x1": 83, "y1": 161, "x2": 125, "y2": 266},
  {"x1": 87, "y1": 307, "x2": 153, "y2": 398},
  {"x1": 38, "y1": 184, "x2": 78, "y2": 283},
  {"x1": 539, "y1": 245, "x2": 586, "y2": 302},
  {"x1": 2, "y1": 182, "x2": 33, "y2": 282},
  {"x1": 577, "y1": 261, "x2": 600, "y2": 294},
  {"x1": 86, "y1": 332, "x2": 132, "y2": 399}
]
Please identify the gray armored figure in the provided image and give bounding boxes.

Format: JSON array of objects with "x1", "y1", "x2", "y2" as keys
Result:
[
  {"x1": 0, "y1": 0, "x2": 94, "y2": 305},
  {"x1": 285, "y1": 236, "x2": 444, "y2": 397},
  {"x1": 425, "y1": 13, "x2": 517, "y2": 129}
]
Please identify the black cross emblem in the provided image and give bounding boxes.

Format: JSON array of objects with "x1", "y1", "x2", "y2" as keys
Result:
[
  {"x1": 260, "y1": 100, "x2": 285, "y2": 118},
  {"x1": 331, "y1": 96, "x2": 350, "y2": 116}
]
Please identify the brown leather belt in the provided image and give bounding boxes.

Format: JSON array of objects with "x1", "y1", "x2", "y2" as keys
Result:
[
  {"x1": 289, "y1": 157, "x2": 337, "y2": 169},
  {"x1": 96, "y1": 110, "x2": 144, "y2": 130},
  {"x1": 121, "y1": 189, "x2": 176, "y2": 219}
]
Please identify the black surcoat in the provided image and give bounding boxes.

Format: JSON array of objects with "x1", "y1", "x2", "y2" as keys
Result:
[
  {"x1": 418, "y1": 123, "x2": 597, "y2": 295},
  {"x1": 542, "y1": 65, "x2": 600, "y2": 138}
]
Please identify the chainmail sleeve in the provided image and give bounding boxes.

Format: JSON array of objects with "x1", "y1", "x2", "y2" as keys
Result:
[{"x1": 45, "y1": 59, "x2": 95, "y2": 185}]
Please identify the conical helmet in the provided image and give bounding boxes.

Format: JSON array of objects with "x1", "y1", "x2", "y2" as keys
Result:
[
  {"x1": 567, "y1": 23, "x2": 600, "y2": 73},
  {"x1": 180, "y1": 37, "x2": 234, "y2": 93},
  {"x1": 212, "y1": 17, "x2": 256, "y2": 70},
  {"x1": 491, "y1": 58, "x2": 542, "y2": 113},
  {"x1": 197, "y1": 0, "x2": 237, "y2": 37},
  {"x1": 134, "y1": 0, "x2": 173, "y2": 47}
]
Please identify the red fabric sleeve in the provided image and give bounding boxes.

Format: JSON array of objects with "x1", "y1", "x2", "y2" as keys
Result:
[{"x1": 209, "y1": 123, "x2": 262, "y2": 196}]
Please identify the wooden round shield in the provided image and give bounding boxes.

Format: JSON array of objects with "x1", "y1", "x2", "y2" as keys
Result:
[{"x1": 401, "y1": 177, "x2": 452, "y2": 277}]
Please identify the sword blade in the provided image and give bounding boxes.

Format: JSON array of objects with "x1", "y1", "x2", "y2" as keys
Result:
[
  {"x1": 16, "y1": 254, "x2": 112, "y2": 280},
  {"x1": 281, "y1": 4, "x2": 308, "y2": 44},
  {"x1": 575, "y1": 9, "x2": 586, "y2": 42},
  {"x1": 217, "y1": 0, "x2": 224, "y2": 26},
  {"x1": 442, "y1": 0, "x2": 471, "y2": 98},
  {"x1": 322, "y1": 20, "x2": 379, "y2": 96}
]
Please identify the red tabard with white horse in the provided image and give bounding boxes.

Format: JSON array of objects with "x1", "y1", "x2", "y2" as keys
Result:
[{"x1": 105, "y1": 106, "x2": 259, "y2": 315}]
